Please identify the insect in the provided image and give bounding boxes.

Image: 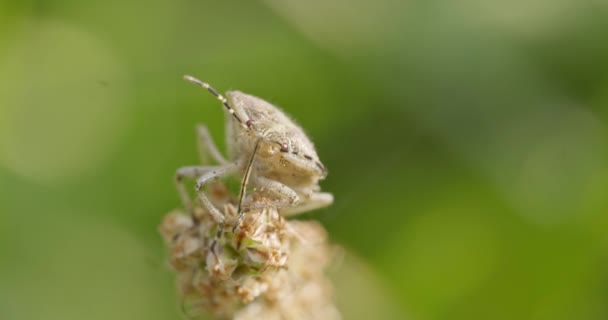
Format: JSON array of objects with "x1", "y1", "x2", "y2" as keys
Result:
[{"x1": 175, "y1": 75, "x2": 333, "y2": 230}]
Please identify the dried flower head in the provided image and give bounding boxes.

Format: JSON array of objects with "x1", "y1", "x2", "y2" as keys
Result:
[
  {"x1": 233, "y1": 221, "x2": 340, "y2": 320},
  {"x1": 159, "y1": 183, "x2": 340, "y2": 320}
]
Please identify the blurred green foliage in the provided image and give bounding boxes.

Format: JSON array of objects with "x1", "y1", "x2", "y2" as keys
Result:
[{"x1": 1, "y1": 0, "x2": 608, "y2": 319}]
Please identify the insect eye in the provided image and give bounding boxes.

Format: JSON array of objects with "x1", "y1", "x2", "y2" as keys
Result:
[{"x1": 279, "y1": 143, "x2": 288, "y2": 152}]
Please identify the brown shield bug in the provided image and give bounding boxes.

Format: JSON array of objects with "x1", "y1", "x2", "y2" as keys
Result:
[{"x1": 175, "y1": 75, "x2": 333, "y2": 230}]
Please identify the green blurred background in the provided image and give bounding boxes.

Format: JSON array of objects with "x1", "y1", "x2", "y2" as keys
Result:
[{"x1": 1, "y1": 0, "x2": 608, "y2": 319}]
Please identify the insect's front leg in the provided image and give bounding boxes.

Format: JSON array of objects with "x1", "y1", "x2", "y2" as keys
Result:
[
  {"x1": 194, "y1": 162, "x2": 238, "y2": 224},
  {"x1": 282, "y1": 192, "x2": 334, "y2": 217},
  {"x1": 175, "y1": 165, "x2": 217, "y2": 213},
  {"x1": 192, "y1": 162, "x2": 238, "y2": 256}
]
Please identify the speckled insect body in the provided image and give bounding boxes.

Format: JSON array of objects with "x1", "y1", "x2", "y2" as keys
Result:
[{"x1": 175, "y1": 75, "x2": 333, "y2": 228}]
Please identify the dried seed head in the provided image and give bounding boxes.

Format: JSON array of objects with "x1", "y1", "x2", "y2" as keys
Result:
[
  {"x1": 234, "y1": 221, "x2": 340, "y2": 320},
  {"x1": 159, "y1": 185, "x2": 340, "y2": 319}
]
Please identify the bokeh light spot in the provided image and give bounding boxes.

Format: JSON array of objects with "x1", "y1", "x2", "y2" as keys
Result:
[
  {"x1": 0, "y1": 19, "x2": 131, "y2": 184},
  {"x1": 509, "y1": 106, "x2": 607, "y2": 226},
  {"x1": 0, "y1": 212, "x2": 172, "y2": 320}
]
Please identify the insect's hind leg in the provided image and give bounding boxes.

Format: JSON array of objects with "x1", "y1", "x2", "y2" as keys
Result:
[
  {"x1": 282, "y1": 192, "x2": 333, "y2": 217},
  {"x1": 196, "y1": 124, "x2": 228, "y2": 165}
]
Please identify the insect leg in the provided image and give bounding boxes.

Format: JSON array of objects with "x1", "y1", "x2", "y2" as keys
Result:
[
  {"x1": 196, "y1": 124, "x2": 228, "y2": 165},
  {"x1": 194, "y1": 162, "x2": 238, "y2": 224},
  {"x1": 248, "y1": 176, "x2": 300, "y2": 210},
  {"x1": 282, "y1": 192, "x2": 334, "y2": 217},
  {"x1": 175, "y1": 165, "x2": 217, "y2": 213},
  {"x1": 189, "y1": 162, "x2": 238, "y2": 260},
  {"x1": 232, "y1": 139, "x2": 261, "y2": 233}
]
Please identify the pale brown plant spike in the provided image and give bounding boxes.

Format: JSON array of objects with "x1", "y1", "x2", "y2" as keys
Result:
[{"x1": 159, "y1": 182, "x2": 341, "y2": 320}]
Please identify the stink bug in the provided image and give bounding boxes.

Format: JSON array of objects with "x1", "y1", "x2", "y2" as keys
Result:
[{"x1": 175, "y1": 75, "x2": 333, "y2": 228}]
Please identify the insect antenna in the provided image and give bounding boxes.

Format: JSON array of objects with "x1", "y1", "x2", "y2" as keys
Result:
[
  {"x1": 183, "y1": 75, "x2": 248, "y2": 128},
  {"x1": 232, "y1": 138, "x2": 261, "y2": 234}
]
